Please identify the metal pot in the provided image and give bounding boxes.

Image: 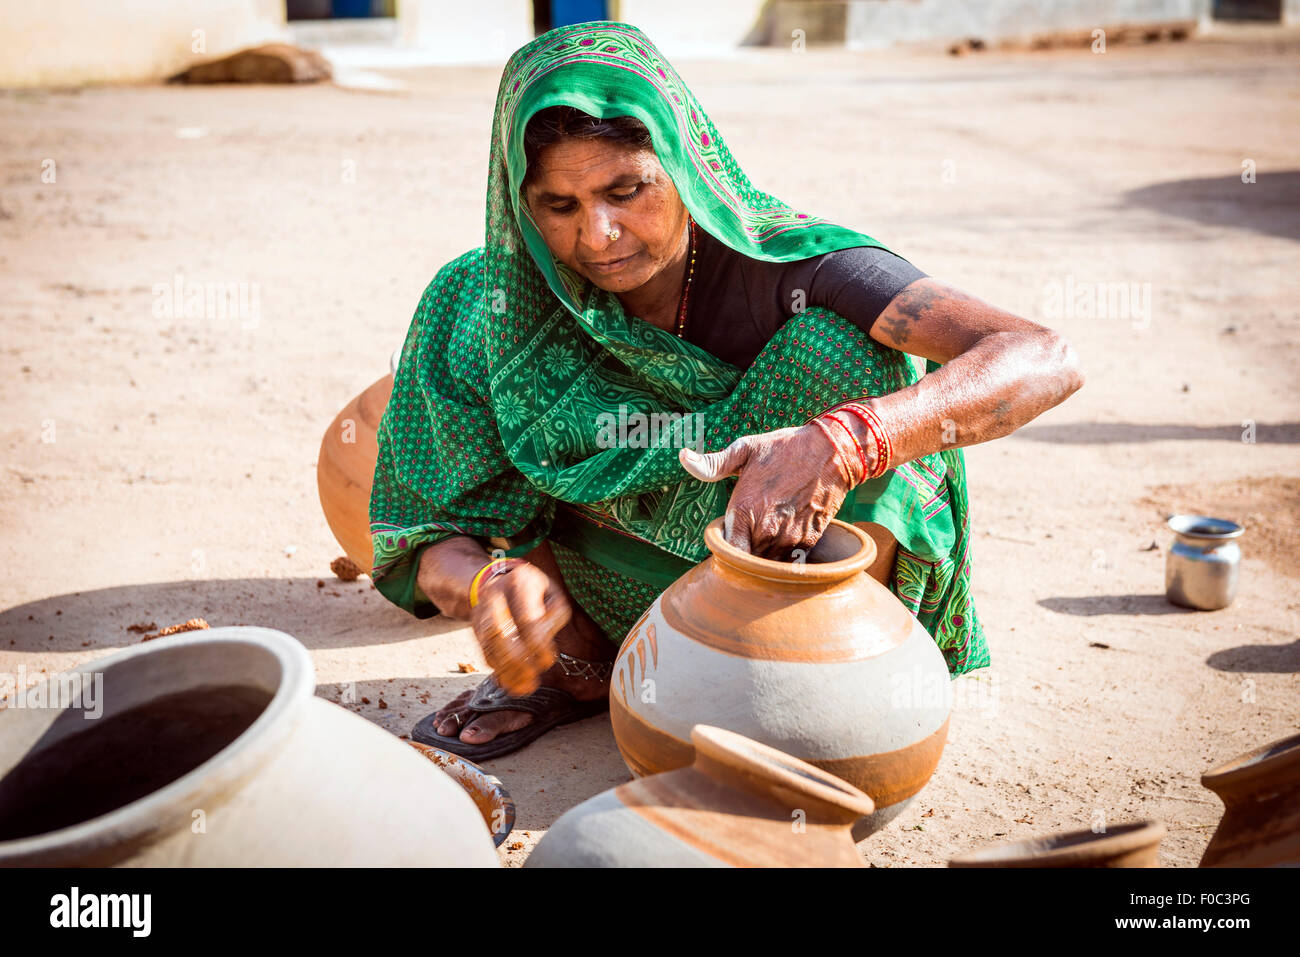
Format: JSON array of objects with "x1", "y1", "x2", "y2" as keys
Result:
[{"x1": 1165, "y1": 515, "x2": 1243, "y2": 611}]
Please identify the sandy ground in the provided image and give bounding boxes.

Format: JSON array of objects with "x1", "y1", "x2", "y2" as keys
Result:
[{"x1": 1, "y1": 24, "x2": 1297, "y2": 867}]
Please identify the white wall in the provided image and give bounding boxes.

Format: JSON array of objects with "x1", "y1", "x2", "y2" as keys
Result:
[
  {"x1": 845, "y1": 0, "x2": 1212, "y2": 49},
  {"x1": 398, "y1": 0, "x2": 533, "y2": 64},
  {"x1": 612, "y1": 0, "x2": 771, "y2": 56},
  {"x1": 0, "y1": 0, "x2": 287, "y2": 87}
]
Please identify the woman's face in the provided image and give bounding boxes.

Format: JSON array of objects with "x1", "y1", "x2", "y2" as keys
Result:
[{"x1": 523, "y1": 137, "x2": 689, "y2": 294}]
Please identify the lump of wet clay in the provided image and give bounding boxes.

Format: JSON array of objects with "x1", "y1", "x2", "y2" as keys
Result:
[
  {"x1": 141, "y1": 619, "x2": 210, "y2": 642},
  {"x1": 330, "y1": 556, "x2": 362, "y2": 581}
]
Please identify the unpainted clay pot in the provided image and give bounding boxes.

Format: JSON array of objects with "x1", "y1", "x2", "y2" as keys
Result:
[
  {"x1": 407, "y1": 742, "x2": 516, "y2": 848},
  {"x1": 0, "y1": 627, "x2": 498, "y2": 867},
  {"x1": 949, "y1": 820, "x2": 1166, "y2": 868},
  {"x1": 609, "y1": 517, "x2": 951, "y2": 837},
  {"x1": 1199, "y1": 732, "x2": 1300, "y2": 868},
  {"x1": 316, "y1": 373, "x2": 392, "y2": 574},
  {"x1": 525, "y1": 725, "x2": 875, "y2": 867}
]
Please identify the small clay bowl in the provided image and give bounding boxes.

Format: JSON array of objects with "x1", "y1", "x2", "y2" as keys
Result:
[
  {"x1": 948, "y1": 820, "x2": 1165, "y2": 868},
  {"x1": 407, "y1": 742, "x2": 516, "y2": 847}
]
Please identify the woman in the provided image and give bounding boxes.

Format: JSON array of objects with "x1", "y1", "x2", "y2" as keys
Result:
[{"x1": 369, "y1": 22, "x2": 1084, "y2": 760}]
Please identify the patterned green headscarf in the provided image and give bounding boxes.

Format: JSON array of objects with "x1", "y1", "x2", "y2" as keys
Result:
[
  {"x1": 370, "y1": 21, "x2": 988, "y2": 674},
  {"x1": 483, "y1": 19, "x2": 906, "y2": 554}
]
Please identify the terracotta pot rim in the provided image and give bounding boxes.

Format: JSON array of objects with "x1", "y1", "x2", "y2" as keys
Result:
[
  {"x1": 948, "y1": 820, "x2": 1166, "y2": 868},
  {"x1": 689, "y1": 725, "x2": 876, "y2": 820},
  {"x1": 702, "y1": 517, "x2": 875, "y2": 584},
  {"x1": 0, "y1": 627, "x2": 313, "y2": 861},
  {"x1": 407, "y1": 742, "x2": 516, "y2": 848},
  {"x1": 1202, "y1": 731, "x2": 1300, "y2": 794}
]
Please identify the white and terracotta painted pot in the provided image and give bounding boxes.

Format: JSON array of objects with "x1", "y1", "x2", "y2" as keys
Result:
[
  {"x1": 0, "y1": 627, "x2": 498, "y2": 867},
  {"x1": 525, "y1": 725, "x2": 875, "y2": 867},
  {"x1": 609, "y1": 517, "x2": 951, "y2": 836}
]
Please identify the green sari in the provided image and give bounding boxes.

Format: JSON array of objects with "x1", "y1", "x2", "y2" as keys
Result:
[{"x1": 369, "y1": 21, "x2": 989, "y2": 676}]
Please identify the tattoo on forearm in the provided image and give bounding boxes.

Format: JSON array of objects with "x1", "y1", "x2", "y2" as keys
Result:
[{"x1": 878, "y1": 282, "x2": 945, "y2": 346}]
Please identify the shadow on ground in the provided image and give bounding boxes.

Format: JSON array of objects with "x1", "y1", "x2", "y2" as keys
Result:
[
  {"x1": 1123, "y1": 170, "x2": 1300, "y2": 241},
  {"x1": 1205, "y1": 639, "x2": 1300, "y2": 674},
  {"x1": 1013, "y1": 422, "x2": 1300, "y2": 445},
  {"x1": 1038, "y1": 594, "x2": 1192, "y2": 616},
  {"x1": 0, "y1": 578, "x2": 460, "y2": 652}
]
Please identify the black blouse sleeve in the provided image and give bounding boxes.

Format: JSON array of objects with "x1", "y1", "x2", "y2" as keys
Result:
[
  {"x1": 748, "y1": 245, "x2": 928, "y2": 337},
  {"x1": 679, "y1": 231, "x2": 929, "y2": 371}
]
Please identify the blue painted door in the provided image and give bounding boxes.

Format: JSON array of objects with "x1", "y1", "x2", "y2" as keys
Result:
[{"x1": 552, "y1": 0, "x2": 608, "y2": 27}]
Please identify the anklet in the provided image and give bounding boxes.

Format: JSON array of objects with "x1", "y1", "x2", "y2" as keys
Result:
[{"x1": 555, "y1": 652, "x2": 613, "y2": 681}]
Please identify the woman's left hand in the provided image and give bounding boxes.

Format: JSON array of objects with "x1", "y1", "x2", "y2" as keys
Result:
[{"x1": 679, "y1": 423, "x2": 857, "y2": 559}]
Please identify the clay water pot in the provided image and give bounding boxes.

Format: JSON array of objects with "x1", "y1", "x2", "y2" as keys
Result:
[
  {"x1": 948, "y1": 821, "x2": 1166, "y2": 868},
  {"x1": 407, "y1": 742, "x2": 516, "y2": 847},
  {"x1": 1199, "y1": 732, "x2": 1300, "y2": 868},
  {"x1": 316, "y1": 373, "x2": 393, "y2": 574},
  {"x1": 609, "y1": 517, "x2": 951, "y2": 836},
  {"x1": 0, "y1": 627, "x2": 498, "y2": 867},
  {"x1": 525, "y1": 725, "x2": 875, "y2": 867}
]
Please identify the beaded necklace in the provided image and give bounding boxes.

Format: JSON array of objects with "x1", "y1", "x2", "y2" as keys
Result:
[{"x1": 674, "y1": 216, "x2": 697, "y2": 338}]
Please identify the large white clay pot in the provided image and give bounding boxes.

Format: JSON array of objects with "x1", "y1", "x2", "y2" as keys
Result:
[
  {"x1": 0, "y1": 627, "x2": 498, "y2": 867},
  {"x1": 609, "y1": 518, "x2": 952, "y2": 836}
]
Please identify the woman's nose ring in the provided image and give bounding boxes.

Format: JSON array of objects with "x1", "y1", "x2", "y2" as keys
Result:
[{"x1": 607, "y1": 227, "x2": 620, "y2": 241}]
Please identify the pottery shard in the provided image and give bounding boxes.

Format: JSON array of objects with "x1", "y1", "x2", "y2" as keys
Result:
[
  {"x1": 141, "y1": 619, "x2": 210, "y2": 642},
  {"x1": 330, "y1": 556, "x2": 362, "y2": 581},
  {"x1": 170, "y1": 44, "x2": 332, "y2": 85}
]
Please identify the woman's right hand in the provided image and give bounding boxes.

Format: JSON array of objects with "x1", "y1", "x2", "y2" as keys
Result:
[{"x1": 469, "y1": 561, "x2": 572, "y2": 696}]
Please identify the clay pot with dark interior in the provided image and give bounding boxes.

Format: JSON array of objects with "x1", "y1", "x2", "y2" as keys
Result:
[
  {"x1": 0, "y1": 627, "x2": 498, "y2": 866},
  {"x1": 1199, "y1": 732, "x2": 1300, "y2": 868},
  {"x1": 949, "y1": 820, "x2": 1166, "y2": 868}
]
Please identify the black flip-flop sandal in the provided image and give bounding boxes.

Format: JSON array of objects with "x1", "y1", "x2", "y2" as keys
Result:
[{"x1": 410, "y1": 674, "x2": 610, "y2": 762}]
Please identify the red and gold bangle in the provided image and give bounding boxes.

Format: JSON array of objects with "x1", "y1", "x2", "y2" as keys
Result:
[
  {"x1": 837, "y1": 402, "x2": 893, "y2": 480},
  {"x1": 468, "y1": 557, "x2": 523, "y2": 609},
  {"x1": 809, "y1": 416, "x2": 860, "y2": 486},
  {"x1": 849, "y1": 406, "x2": 890, "y2": 480},
  {"x1": 821, "y1": 410, "x2": 869, "y2": 483}
]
